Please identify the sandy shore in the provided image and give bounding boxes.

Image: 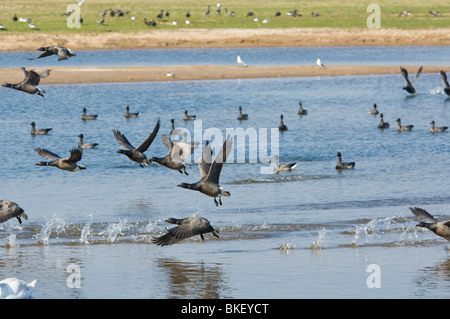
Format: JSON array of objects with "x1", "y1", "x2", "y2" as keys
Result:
[
  {"x1": 0, "y1": 28, "x2": 449, "y2": 51},
  {"x1": 0, "y1": 65, "x2": 445, "y2": 85}
]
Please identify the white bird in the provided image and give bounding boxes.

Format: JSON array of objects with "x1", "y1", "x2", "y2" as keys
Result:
[
  {"x1": 262, "y1": 19, "x2": 271, "y2": 23},
  {"x1": 185, "y1": 20, "x2": 191, "y2": 25},
  {"x1": 237, "y1": 55, "x2": 248, "y2": 67},
  {"x1": 72, "y1": 0, "x2": 85, "y2": 5},
  {"x1": 166, "y1": 72, "x2": 175, "y2": 77},
  {"x1": 316, "y1": 58, "x2": 325, "y2": 67},
  {"x1": 0, "y1": 278, "x2": 37, "y2": 299}
]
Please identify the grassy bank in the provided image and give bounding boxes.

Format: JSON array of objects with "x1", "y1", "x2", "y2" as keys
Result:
[{"x1": 0, "y1": 0, "x2": 448, "y2": 32}]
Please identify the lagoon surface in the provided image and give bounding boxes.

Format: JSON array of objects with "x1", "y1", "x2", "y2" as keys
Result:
[{"x1": 0, "y1": 46, "x2": 449, "y2": 299}]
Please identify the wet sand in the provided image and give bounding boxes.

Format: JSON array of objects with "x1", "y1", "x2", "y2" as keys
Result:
[
  {"x1": 0, "y1": 28, "x2": 449, "y2": 51},
  {"x1": 0, "y1": 65, "x2": 445, "y2": 85}
]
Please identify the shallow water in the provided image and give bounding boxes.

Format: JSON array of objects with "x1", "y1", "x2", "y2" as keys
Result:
[{"x1": 0, "y1": 47, "x2": 450, "y2": 299}]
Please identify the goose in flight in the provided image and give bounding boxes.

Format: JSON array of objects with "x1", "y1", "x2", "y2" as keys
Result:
[
  {"x1": 30, "y1": 121, "x2": 52, "y2": 135},
  {"x1": 2, "y1": 67, "x2": 50, "y2": 97},
  {"x1": 439, "y1": 70, "x2": 450, "y2": 96},
  {"x1": 335, "y1": 152, "x2": 355, "y2": 170},
  {"x1": 35, "y1": 147, "x2": 85, "y2": 172},
  {"x1": 409, "y1": 207, "x2": 450, "y2": 241},
  {"x1": 237, "y1": 55, "x2": 248, "y2": 67},
  {"x1": 178, "y1": 135, "x2": 233, "y2": 206},
  {"x1": 0, "y1": 200, "x2": 28, "y2": 224},
  {"x1": 400, "y1": 66, "x2": 422, "y2": 94},
  {"x1": 113, "y1": 120, "x2": 160, "y2": 167},
  {"x1": 28, "y1": 45, "x2": 76, "y2": 61},
  {"x1": 149, "y1": 134, "x2": 198, "y2": 175},
  {"x1": 152, "y1": 216, "x2": 219, "y2": 246}
]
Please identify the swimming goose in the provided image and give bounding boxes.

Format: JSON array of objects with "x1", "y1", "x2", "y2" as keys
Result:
[
  {"x1": 237, "y1": 55, "x2": 248, "y2": 67},
  {"x1": 396, "y1": 118, "x2": 413, "y2": 131},
  {"x1": 409, "y1": 207, "x2": 450, "y2": 242},
  {"x1": 0, "y1": 200, "x2": 28, "y2": 224},
  {"x1": 335, "y1": 152, "x2": 355, "y2": 170},
  {"x1": 178, "y1": 135, "x2": 233, "y2": 207},
  {"x1": 369, "y1": 103, "x2": 379, "y2": 115},
  {"x1": 273, "y1": 154, "x2": 298, "y2": 173},
  {"x1": 28, "y1": 45, "x2": 76, "y2": 61},
  {"x1": 30, "y1": 122, "x2": 52, "y2": 135},
  {"x1": 152, "y1": 216, "x2": 219, "y2": 246},
  {"x1": 183, "y1": 110, "x2": 196, "y2": 120},
  {"x1": 400, "y1": 66, "x2": 422, "y2": 94},
  {"x1": 439, "y1": 70, "x2": 450, "y2": 96},
  {"x1": 81, "y1": 108, "x2": 97, "y2": 120},
  {"x1": 169, "y1": 118, "x2": 182, "y2": 136},
  {"x1": 35, "y1": 147, "x2": 86, "y2": 172},
  {"x1": 430, "y1": 120, "x2": 448, "y2": 133},
  {"x1": 113, "y1": 119, "x2": 160, "y2": 167},
  {"x1": 125, "y1": 106, "x2": 139, "y2": 118},
  {"x1": 149, "y1": 134, "x2": 198, "y2": 175},
  {"x1": 297, "y1": 101, "x2": 308, "y2": 115},
  {"x1": 237, "y1": 106, "x2": 248, "y2": 120},
  {"x1": 0, "y1": 278, "x2": 37, "y2": 299},
  {"x1": 278, "y1": 114, "x2": 288, "y2": 131},
  {"x1": 2, "y1": 67, "x2": 50, "y2": 97},
  {"x1": 377, "y1": 113, "x2": 390, "y2": 129},
  {"x1": 78, "y1": 134, "x2": 98, "y2": 149}
]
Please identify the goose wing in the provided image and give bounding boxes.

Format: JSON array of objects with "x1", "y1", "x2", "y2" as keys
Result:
[
  {"x1": 409, "y1": 207, "x2": 439, "y2": 223},
  {"x1": 135, "y1": 119, "x2": 160, "y2": 153},
  {"x1": 411, "y1": 66, "x2": 423, "y2": 85},
  {"x1": 56, "y1": 46, "x2": 71, "y2": 61},
  {"x1": 113, "y1": 130, "x2": 135, "y2": 150},
  {"x1": 152, "y1": 217, "x2": 213, "y2": 246},
  {"x1": 440, "y1": 70, "x2": 449, "y2": 88},
  {"x1": 35, "y1": 148, "x2": 61, "y2": 160},
  {"x1": 400, "y1": 67, "x2": 412, "y2": 86},
  {"x1": 206, "y1": 135, "x2": 233, "y2": 183},
  {"x1": 67, "y1": 148, "x2": 82, "y2": 162},
  {"x1": 198, "y1": 141, "x2": 212, "y2": 179}
]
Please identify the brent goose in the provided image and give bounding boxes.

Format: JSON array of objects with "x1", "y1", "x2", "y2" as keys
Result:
[
  {"x1": 377, "y1": 113, "x2": 390, "y2": 129},
  {"x1": 0, "y1": 200, "x2": 28, "y2": 224},
  {"x1": 439, "y1": 70, "x2": 450, "y2": 96},
  {"x1": 237, "y1": 106, "x2": 248, "y2": 120},
  {"x1": 273, "y1": 154, "x2": 298, "y2": 173},
  {"x1": 297, "y1": 101, "x2": 308, "y2": 115},
  {"x1": 149, "y1": 135, "x2": 198, "y2": 175},
  {"x1": 369, "y1": 103, "x2": 379, "y2": 115},
  {"x1": 400, "y1": 66, "x2": 422, "y2": 94},
  {"x1": 335, "y1": 152, "x2": 355, "y2": 170},
  {"x1": 28, "y1": 45, "x2": 76, "y2": 61},
  {"x1": 35, "y1": 147, "x2": 85, "y2": 172},
  {"x1": 409, "y1": 207, "x2": 450, "y2": 241},
  {"x1": 396, "y1": 118, "x2": 413, "y2": 131},
  {"x1": 152, "y1": 216, "x2": 219, "y2": 246},
  {"x1": 78, "y1": 134, "x2": 98, "y2": 149},
  {"x1": 430, "y1": 120, "x2": 448, "y2": 133},
  {"x1": 278, "y1": 114, "x2": 288, "y2": 131},
  {"x1": 203, "y1": 5, "x2": 211, "y2": 15},
  {"x1": 237, "y1": 55, "x2": 248, "y2": 67},
  {"x1": 2, "y1": 67, "x2": 50, "y2": 97},
  {"x1": 125, "y1": 106, "x2": 139, "y2": 118},
  {"x1": 113, "y1": 119, "x2": 160, "y2": 167},
  {"x1": 178, "y1": 135, "x2": 233, "y2": 206},
  {"x1": 30, "y1": 122, "x2": 52, "y2": 135},
  {"x1": 81, "y1": 108, "x2": 97, "y2": 120},
  {"x1": 183, "y1": 110, "x2": 196, "y2": 120},
  {"x1": 169, "y1": 119, "x2": 181, "y2": 136}
]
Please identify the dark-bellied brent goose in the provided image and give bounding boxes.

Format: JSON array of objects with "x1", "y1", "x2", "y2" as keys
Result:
[
  {"x1": 2, "y1": 67, "x2": 50, "y2": 97},
  {"x1": 400, "y1": 66, "x2": 422, "y2": 94},
  {"x1": 0, "y1": 200, "x2": 28, "y2": 224},
  {"x1": 28, "y1": 45, "x2": 76, "y2": 61},
  {"x1": 335, "y1": 152, "x2": 355, "y2": 170},
  {"x1": 35, "y1": 147, "x2": 86, "y2": 172},
  {"x1": 409, "y1": 207, "x2": 450, "y2": 241}
]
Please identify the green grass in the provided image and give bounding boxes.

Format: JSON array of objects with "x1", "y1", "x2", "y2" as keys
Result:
[{"x1": 0, "y1": 0, "x2": 449, "y2": 32}]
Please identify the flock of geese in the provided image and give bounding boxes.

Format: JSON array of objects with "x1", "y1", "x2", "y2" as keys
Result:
[{"x1": 1, "y1": 45, "x2": 450, "y2": 263}]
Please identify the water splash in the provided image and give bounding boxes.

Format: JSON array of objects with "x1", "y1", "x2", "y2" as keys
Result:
[
  {"x1": 34, "y1": 215, "x2": 67, "y2": 245},
  {"x1": 100, "y1": 219, "x2": 129, "y2": 243},
  {"x1": 80, "y1": 215, "x2": 93, "y2": 244},
  {"x1": 311, "y1": 228, "x2": 327, "y2": 250},
  {"x1": 4, "y1": 233, "x2": 18, "y2": 248},
  {"x1": 430, "y1": 87, "x2": 444, "y2": 95},
  {"x1": 278, "y1": 240, "x2": 296, "y2": 250}
]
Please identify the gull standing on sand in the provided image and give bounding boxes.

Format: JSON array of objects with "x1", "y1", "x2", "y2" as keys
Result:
[
  {"x1": 237, "y1": 55, "x2": 248, "y2": 67},
  {"x1": 316, "y1": 57, "x2": 325, "y2": 67}
]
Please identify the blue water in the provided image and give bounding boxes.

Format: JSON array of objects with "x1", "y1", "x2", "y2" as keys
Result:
[
  {"x1": 0, "y1": 47, "x2": 449, "y2": 299},
  {"x1": 1, "y1": 46, "x2": 449, "y2": 68}
]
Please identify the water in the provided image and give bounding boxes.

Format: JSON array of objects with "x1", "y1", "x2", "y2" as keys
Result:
[
  {"x1": 1, "y1": 47, "x2": 450, "y2": 299},
  {"x1": 1, "y1": 46, "x2": 450, "y2": 68}
]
